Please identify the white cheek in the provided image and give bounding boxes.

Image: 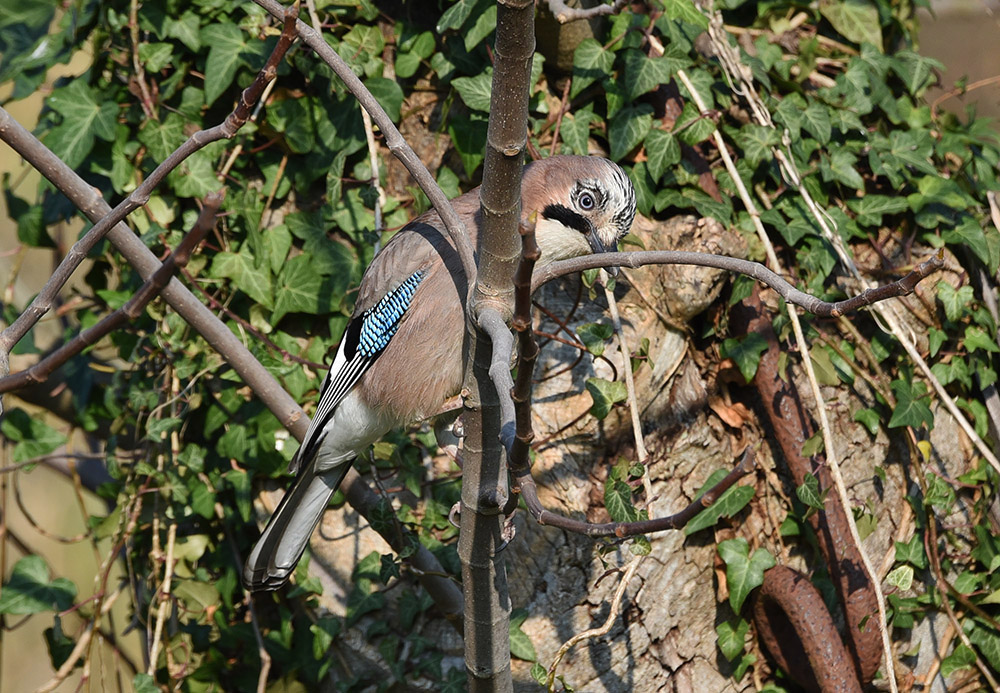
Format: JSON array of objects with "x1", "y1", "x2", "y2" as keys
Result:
[{"x1": 535, "y1": 217, "x2": 591, "y2": 265}]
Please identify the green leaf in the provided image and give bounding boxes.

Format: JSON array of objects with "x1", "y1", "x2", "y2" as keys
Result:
[
  {"x1": 672, "y1": 100, "x2": 716, "y2": 146},
  {"x1": 645, "y1": 128, "x2": 681, "y2": 181},
  {"x1": 560, "y1": 109, "x2": 596, "y2": 156},
  {"x1": 138, "y1": 41, "x2": 173, "y2": 72},
  {"x1": 464, "y1": 3, "x2": 496, "y2": 51},
  {"x1": 796, "y1": 472, "x2": 826, "y2": 511},
  {"x1": 571, "y1": 39, "x2": 616, "y2": 100},
  {"x1": 604, "y1": 474, "x2": 638, "y2": 523},
  {"x1": 684, "y1": 472, "x2": 755, "y2": 535},
  {"x1": 716, "y1": 618, "x2": 749, "y2": 661},
  {"x1": 940, "y1": 643, "x2": 976, "y2": 679},
  {"x1": 847, "y1": 195, "x2": 909, "y2": 227},
  {"x1": 0, "y1": 556, "x2": 77, "y2": 615},
  {"x1": 734, "y1": 124, "x2": 778, "y2": 166},
  {"x1": 452, "y1": 70, "x2": 493, "y2": 112},
  {"x1": 311, "y1": 618, "x2": 341, "y2": 660},
  {"x1": 169, "y1": 151, "x2": 222, "y2": 198},
  {"x1": 437, "y1": 0, "x2": 484, "y2": 32},
  {"x1": 167, "y1": 11, "x2": 201, "y2": 51},
  {"x1": 509, "y1": 608, "x2": 537, "y2": 661},
  {"x1": 965, "y1": 325, "x2": 999, "y2": 353},
  {"x1": 888, "y1": 379, "x2": 934, "y2": 429},
  {"x1": 622, "y1": 49, "x2": 673, "y2": 100},
  {"x1": 819, "y1": 0, "x2": 882, "y2": 51},
  {"x1": 133, "y1": 674, "x2": 159, "y2": 693},
  {"x1": 943, "y1": 217, "x2": 993, "y2": 270},
  {"x1": 853, "y1": 408, "x2": 881, "y2": 436},
  {"x1": 43, "y1": 80, "x2": 118, "y2": 167},
  {"x1": 210, "y1": 250, "x2": 273, "y2": 308},
  {"x1": 609, "y1": 104, "x2": 653, "y2": 161},
  {"x1": 365, "y1": 77, "x2": 404, "y2": 122},
  {"x1": 823, "y1": 149, "x2": 865, "y2": 190},
  {"x1": 720, "y1": 333, "x2": 769, "y2": 382},
  {"x1": 201, "y1": 23, "x2": 246, "y2": 106},
  {"x1": 935, "y1": 281, "x2": 973, "y2": 323},
  {"x1": 0, "y1": 407, "x2": 68, "y2": 462},
  {"x1": 885, "y1": 565, "x2": 913, "y2": 591},
  {"x1": 717, "y1": 538, "x2": 775, "y2": 613},
  {"x1": 272, "y1": 255, "x2": 332, "y2": 324},
  {"x1": 586, "y1": 377, "x2": 627, "y2": 419},
  {"x1": 801, "y1": 101, "x2": 832, "y2": 144},
  {"x1": 138, "y1": 112, "x2": 187, "y2": 164},
  {"x1": 661, "y1": 0, "x2": 709, "y2": 30},
  {"x1": 577, "y1": 322, "x2": 614, "y2": 357}
]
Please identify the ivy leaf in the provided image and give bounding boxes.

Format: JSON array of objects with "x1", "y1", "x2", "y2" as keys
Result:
[
  {"x1": 0, "y1": 407, "x2": 67, "y2": 462},
  {"x1": 138, "y1": 113, "x2": 187, "y2": 164},
  {"x1": 210, "y1": 250, "x2": 274, "y2": 308},
  {"x1": 853, "y1": 408, "x2": 881, "y2": 436},
  {"x1": 847, "y1": 195, "x2": 909, "y2": 227},
  {"x1": 965, "y1": 325, "x2": 1000, "y2": 354},
  {"x1": 888, "y1": 379, "x2": 934, "y2": 429},
  {"x1": 571, "y1": 39, "x2": 616, "y2": 99},
  {"x1": 941, "y1": 643, "x2": 976, "y2": 679},
  {"x1": 604, "y1": 473, "x2": 638, "y2": 523},
  {"x1": 943, "y1": 217, "x2": 993, "y2": 271},
  {"x1": 0, "y1": 556, "x2": 77, "y2": 615},
  {"x1": 509, "y1": 609, "x2": 537, "y2": 661},
  {"x1": 271, "y1": 255, "x2": 332, "y2": 324},
  {"x1": 43, "y1": 80, "x2": 118, "y2": 167},
  {"x1": 673, "y1": 100, "x2": 716, "y2": 145},
  {"x1": 464, "y1": 2, "x2": 496, "y2": 51},
  {"x1": 734, "y1": 124, "x2": 778, "y2": 166},
  {"x1": 609, "y1": 104, "x2": 653, "y2": 161},
  {"x1": 452, "y1": 70, "x2": 493, "y2": 112},
  {"x1": 560, "y1": 109, "x2": 596, "y2": 156},
  {"x1": 822, "y1": 149, "x2": 865, "y2": 190},
  {"x1": 685, "y1": 469, "x2": 755, "y2": 535},
  {"x1": 365, "y1": 77, "x2": 404, "y2": 122},
  {"x1": 577, "y1": 322, "x2": 614, "y2": 357},
  {"x1": 886, "y1": 565, "x2": 913, "y2": 591},
  {"x1": 796, "y1": 472, "x2": 826, "y2": 511},
  {"x1": 661, "y1": 0, "x2": 709, "y2": 30},
  {"x1": 644, "y1": 128, "x2": 681, "y2": 181},
  {"x1": 716, "y1": 618, "x2": 749, "y2": 661},
  {"x1": 133, "y1": 674, "x2": 159, "y2": 693},
  {"x1": 801, "y1": 101, "x2": 832, "y2": 144},
  {"x1": 720, "y1": 333, "x2": 769, "y2": 382},
  {"x1": 201, "y1": 23, "x2": 246, "y2": 106},
  {"x1": 586, "y1": 377, "x2": 627, "y2": 419},
  {"x1": 437, "y1": 0, "x2": 485, "y2": 32},
  {"x1": 718, "y1": 538, "x2": 775, "y2": 613},
  {"x1": 622, "y1": 49, "x2": 673, "y2": 100},
  {"x1": 818, "y1": 0, "x2": 883, "y2": 51},
  {"x1": 167, "y1": 11, "x2": 201, "y2": 51}
]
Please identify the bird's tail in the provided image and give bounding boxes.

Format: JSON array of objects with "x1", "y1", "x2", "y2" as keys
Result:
[{"x1": 243, "y1": 460, "x2": 353, "y2": 591}]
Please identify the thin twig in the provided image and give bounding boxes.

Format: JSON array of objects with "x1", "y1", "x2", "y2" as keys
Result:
[
  {"x1": 0, "y1": 192, "x2": 224, "y2": 395},
  {"x1": 0, "y1": 10, "x2": 298, "y2": 367},
  {"x1": 147, "y1": 522, "x2": 177, "y2": 676},
  {"x1": 533, "y1": 248, "x2": 942, "y2": 315},
  {"x1": 252, "y1": 0, "x2": 477, "y2": 289},
  {"x1": 546, "y1": 555, "x2": 640, "y2": 690}
]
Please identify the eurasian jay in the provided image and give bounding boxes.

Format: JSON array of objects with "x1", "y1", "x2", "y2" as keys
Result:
[{"x1": 244, "y1": 155, "x2": 637, "y2": 590}]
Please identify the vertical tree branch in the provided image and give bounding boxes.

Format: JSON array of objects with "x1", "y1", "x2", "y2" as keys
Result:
[{"x1": 459, "y1": 0, "x2": 536, "y2": 689}]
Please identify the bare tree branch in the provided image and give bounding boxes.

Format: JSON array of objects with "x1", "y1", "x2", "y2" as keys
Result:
[
  {"x1": 0, "y1": 192, "x2": 223, "y2": 397},
  {"x1": 0, "y1": 9, "x2": 299, "y2": 363},
  {"x1": 252, "y1": 0, "x2": 477, "y2": 291},
  {"x1": 533, "y1": 249, "x2": 944, "y2": 316},
  {"x1": 0, "y1": 38, "x2": 465, "y2": 634}
]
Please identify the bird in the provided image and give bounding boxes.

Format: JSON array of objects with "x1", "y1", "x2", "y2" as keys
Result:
[{"x1": 244, "y1": 155, "x2": 637, "y2": 591}]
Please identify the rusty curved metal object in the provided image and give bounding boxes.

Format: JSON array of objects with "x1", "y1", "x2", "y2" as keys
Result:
[{"x1": 731, "y1": 290, "x2": 881, "y2": 692}]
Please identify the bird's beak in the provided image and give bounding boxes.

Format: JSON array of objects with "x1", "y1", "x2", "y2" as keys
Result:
[{"x1": 586, "y1": 224, "x2": 619, "y2": 277}]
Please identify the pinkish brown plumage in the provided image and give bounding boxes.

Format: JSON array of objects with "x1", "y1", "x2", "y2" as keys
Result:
[{"x1": 244, "y1": 156, "x2": 636, "y2": 591}]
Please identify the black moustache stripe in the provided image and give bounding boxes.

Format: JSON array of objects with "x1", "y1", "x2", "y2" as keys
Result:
[{"x1": 541, "y1": 203, "x2": 591, "y2": 235}]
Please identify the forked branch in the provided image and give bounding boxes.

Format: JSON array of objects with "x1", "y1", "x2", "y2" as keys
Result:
[{"x1": 0, "y1": 192, "x2": 224, "y2": 397}]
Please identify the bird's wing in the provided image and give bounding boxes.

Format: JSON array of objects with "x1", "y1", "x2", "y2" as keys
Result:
[{"x1": 290, "y1": 268, "x2": 428, "y2": 472}]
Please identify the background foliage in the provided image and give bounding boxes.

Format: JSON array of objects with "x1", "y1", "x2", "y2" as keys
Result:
[{"x1": 1, "y1": 0, "x2": 1000, "y2": 690}]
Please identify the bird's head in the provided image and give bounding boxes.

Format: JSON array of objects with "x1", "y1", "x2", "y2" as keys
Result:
[{"x1": 524, "y1": 156, "x2": 636, "y2": 268}]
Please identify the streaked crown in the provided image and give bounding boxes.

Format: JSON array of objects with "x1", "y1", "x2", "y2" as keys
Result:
[{"x1": 523, "y1": 156, "x2": 637, "y2": 266}]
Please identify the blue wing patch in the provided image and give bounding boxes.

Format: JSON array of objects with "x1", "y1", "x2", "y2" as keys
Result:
[
  {"x1": 357, "y1": 269, "x2": 426, "y2": 357},
  {"x1": 288, "y1": 269, "x2": 427, "y2": 473}
]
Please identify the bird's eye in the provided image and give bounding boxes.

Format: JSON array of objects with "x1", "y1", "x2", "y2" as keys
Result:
[{"x1": 578, "y1": 192, "x2": 595, "y2": 210}]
